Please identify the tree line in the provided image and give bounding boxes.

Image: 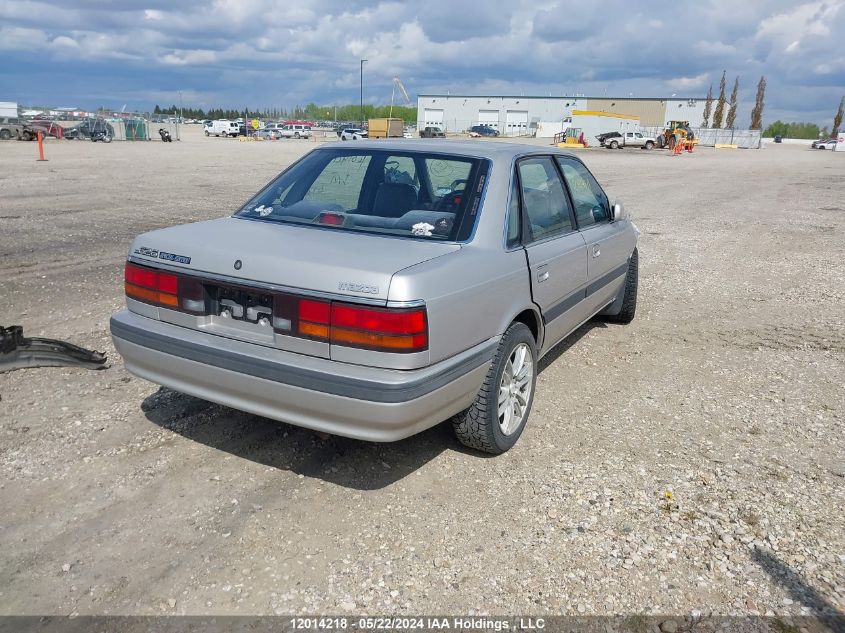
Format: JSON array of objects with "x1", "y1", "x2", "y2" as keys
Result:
[
  {"x1": 701, "y1": 72, "x2": 766, "y2": 130},
  {"x1": 152, "y1": 103, "x2": 418, "y2": 123},
  {"x1": 699, "y1": 72, "x2": 844, "y2": 140}
]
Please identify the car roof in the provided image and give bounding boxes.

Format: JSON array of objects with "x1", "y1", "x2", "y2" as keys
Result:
[{"x1": 322, "y1": 139, "x2": 579, "y2": 160}]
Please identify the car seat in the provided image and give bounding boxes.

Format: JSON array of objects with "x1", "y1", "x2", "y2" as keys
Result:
[{"x1": 371, "y1": 182, "x2": 417, "y2": 218}]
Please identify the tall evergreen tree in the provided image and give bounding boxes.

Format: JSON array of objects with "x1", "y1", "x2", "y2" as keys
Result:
[
  {"x1": 750, "y1": 76, "x2": 766, "y2": 130},
  {"x1": 712, "y1": 70, "x2": 727, "y2": 129},
  {"x1": 702, "y1": 84, "x2": 713, "y2": 128},
  {"x1": 832, "y1": 96, "x2": 844, "y2": 138},
  {"x1": 725, "y1": 77, "x2": 739, "y2": 129}
]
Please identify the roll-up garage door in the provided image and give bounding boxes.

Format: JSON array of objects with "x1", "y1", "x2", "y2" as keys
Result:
[
  {"x1": 478, "y1": 110, "x2": 499, "y2": 129},
  {"x1": 424, "y1": 108, "x2": 444, "y2": 127},
  {"x1": 506, "y1": 110, "x2": 528, "y2": 136}
]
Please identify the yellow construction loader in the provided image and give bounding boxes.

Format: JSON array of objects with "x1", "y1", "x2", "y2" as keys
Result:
[{"x1": 656, "y1": 120, "x2": 698, "y2": 149}]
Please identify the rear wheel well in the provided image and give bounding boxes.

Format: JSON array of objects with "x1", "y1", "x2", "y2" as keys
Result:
[{"x1": 512, "y1": 309, "x2": 540, "y2": 344}]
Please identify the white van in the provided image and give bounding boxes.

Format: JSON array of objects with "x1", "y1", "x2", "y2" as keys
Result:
[{"x1": 204, "y1": 120, "x2": 240, "y2": 137}]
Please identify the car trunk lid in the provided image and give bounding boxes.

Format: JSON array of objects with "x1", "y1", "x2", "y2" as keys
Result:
[
  {"x1": 129, "y1": 217, "x2": 458, "y2": 301},
  {"x1": 126, "y1": 217, "x2": 459, "y2": 362}
]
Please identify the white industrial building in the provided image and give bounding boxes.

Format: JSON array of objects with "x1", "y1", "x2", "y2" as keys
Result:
[{"x1": 416, "y1": 94, "x2": 708, "y2": 137}]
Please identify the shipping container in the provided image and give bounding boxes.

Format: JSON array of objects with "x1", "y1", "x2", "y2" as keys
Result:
[{"x1": 367, "y1": 118, "x2": 404, "y2": 139}]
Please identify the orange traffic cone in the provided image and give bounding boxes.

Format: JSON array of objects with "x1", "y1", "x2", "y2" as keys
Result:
[
  {"x1": 686, "y1": 139, "x2": 694, "y2": 153},
  {"x1": 673, "y1": 138, "x2": 683, "y2": 156}
]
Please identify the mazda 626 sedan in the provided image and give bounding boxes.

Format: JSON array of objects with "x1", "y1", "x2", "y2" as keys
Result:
[{"x1": 111, "y1": 140, "x2": 639, "y2": 454}]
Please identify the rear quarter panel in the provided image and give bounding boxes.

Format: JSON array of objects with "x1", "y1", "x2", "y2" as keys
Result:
[{"x1": 389, "y1": 247, "x2": 537, "y2": 365}]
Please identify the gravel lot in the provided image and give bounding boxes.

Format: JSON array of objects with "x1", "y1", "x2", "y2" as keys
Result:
[{"x1": 1, "y1": 129, "x2": 843, "y2": 619}]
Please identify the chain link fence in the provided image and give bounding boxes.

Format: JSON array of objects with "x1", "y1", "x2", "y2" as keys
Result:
[
  {"x1": 23, "y1": 111, "x2": 182, "y2": 141},
  {"x1": 421, "y1": 118, "x2": 762, "y2": 147},
  {"x1": 641, "y1": 126, "x2": 761, "y2": 148}
]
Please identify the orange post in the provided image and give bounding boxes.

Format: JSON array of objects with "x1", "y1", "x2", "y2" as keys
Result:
[{"x1": 36, "y1": 131, "x2": 48, "y2": 162}]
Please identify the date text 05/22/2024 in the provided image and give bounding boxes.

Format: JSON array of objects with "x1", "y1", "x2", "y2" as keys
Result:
[{"x1": 289, "y1": 616, "x2": 547, "y2": 631}]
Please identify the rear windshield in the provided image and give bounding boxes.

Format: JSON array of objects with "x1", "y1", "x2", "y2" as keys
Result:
[{"x1": 234, "y1": 148, "x2": 488, "y2": 241}]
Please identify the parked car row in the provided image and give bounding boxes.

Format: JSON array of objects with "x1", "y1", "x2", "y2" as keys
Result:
[{"x1": 203, "y1": 120, "x2": 313, "y2": 139}]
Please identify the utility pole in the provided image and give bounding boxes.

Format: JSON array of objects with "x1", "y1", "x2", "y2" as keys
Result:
[{"x1": 360, "y1": 59, "x2": 367, "y2": 128}]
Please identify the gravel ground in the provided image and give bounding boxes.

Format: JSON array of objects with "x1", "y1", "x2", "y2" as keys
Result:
[{"x1": 0, "y1": 129, "x2": 843, "y2": 619}]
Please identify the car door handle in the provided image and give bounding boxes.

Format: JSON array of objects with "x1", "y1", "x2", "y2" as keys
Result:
[
  {"x1": 592, "y1": 244, "x2": 601, "y2": 258},
  {"x1": 537, "y1": 265, "x2": 550, "y2": 282}
]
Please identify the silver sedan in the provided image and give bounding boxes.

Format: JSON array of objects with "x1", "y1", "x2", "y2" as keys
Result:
[{"x1": 111, "y1": 141, "x2": 639, "y2": 453}]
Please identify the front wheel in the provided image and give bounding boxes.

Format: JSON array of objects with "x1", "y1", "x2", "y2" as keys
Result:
[
  {"x1": 0, "y1": 129, "x2": 11, "y2": 140},
  {"x1": 602, "y1": 249, "x2": 638, "y2": 324},
  {"x1": 294, "y1": 132, "x2": 300, "y2": 139},
  {"x1": 609, "y1": 140, "x2": 619, "y2": 149},
  {"x1": 452, "y1": 322, "x2": 537, "y2": 454},
  {"x1": 645, "y1": 141, "x2": 654, "y2": 149}
]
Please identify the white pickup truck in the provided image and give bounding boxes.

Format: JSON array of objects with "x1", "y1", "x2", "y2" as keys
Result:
[{"x1": 598, "y1": 131, "x2": 656, "y2": 150}]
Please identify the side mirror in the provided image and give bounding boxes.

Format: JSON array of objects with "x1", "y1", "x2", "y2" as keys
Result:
[{"x1": 611, "y1": 200, "x2": 627, "y2": 221}]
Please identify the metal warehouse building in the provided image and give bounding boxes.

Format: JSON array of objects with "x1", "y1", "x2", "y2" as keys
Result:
[{"x1": 416, "y1": 94, "x2": 707, "y2": 137}]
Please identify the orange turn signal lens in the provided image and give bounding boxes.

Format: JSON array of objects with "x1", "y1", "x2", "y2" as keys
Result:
[
  {"x1": 331, "y1": 327, "x2": 427, "y2": 351},
  {"x1": 125, "y1": 282, "x2": 179, "y2": 308},
  {"x1": 299, "y1": 321, "x2": 329, "y2": 339}
]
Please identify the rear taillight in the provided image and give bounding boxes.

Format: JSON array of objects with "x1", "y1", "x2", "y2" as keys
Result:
[
  {"x1": 125, "y1": 262, "x2": 179, "y2": 308},
  {"x1": 330, "y1": 304, "x2": 427, "y2": 351},
  {"x1": 125, "y1": 262, "x2": 208, "y2": 313},
  {"x1": 125, "y1": 262, "x2": 427, "y2": 353},
  {"x1": 272, "y1": 296, "x2": 427, "y2": 353}
]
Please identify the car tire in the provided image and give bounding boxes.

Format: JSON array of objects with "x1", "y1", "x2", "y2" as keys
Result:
[
  {"x1": 452, "y1": 322, "x2": 537, "y2": 455},
  {"x1": 602, "y1": 248, "x2": 638, "y2": 324},
  {"x1": 645, "y1": 141, "x2": 654, "y2": 149},
  {"x1": 0, "y1": 129, "x2": 11, "y2": 140},
  {"x1": 294, "y1": 132, "x2": 300, "y2": 139},
  {"x1": 22, "y1": 131, "x2": 33, "y2": 141},
  {"x1": 205, "y1": 131, "x2": 210, "y2": 136},
  {"x1": 609, "y1": 140, "x2": 619, "y2": 149}
]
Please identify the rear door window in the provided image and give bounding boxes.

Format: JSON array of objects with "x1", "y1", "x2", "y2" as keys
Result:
[
  {"x1": 555, "y1": 157, "x2": 610, "y2": 228},
  {"x1": 517, "y1": 157, "x2": 573, "y2": 242}
]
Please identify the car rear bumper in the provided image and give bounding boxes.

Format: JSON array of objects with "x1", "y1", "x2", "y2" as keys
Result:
[{"x1": 110, "y1": 310, "x2": 495, "y2": 442}]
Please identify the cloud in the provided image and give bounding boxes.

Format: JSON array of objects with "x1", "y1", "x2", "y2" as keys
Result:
[
  {"x1": 666, "y1": 73, "x2": 710, "y2": 90},
  {"x1": 0, "y1": 0, "x2": 842, "y2": 126}
]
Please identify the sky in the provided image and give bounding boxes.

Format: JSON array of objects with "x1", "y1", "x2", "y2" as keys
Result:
[{"x1": 1, "y1": 0, "x2": 843, "y2": 127}]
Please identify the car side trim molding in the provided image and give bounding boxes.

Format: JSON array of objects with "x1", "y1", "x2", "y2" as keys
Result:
[
  {"x1": 585, "y1": 262, "x2": 629, "y2": 298},
  {"x1": 543, "y1": 289, "x2": 583, "y2": 323},
  {"x1": 542, "y1": 261, "x2": 628, "y2": 324},
  {"x1": 110, "y1": 314, "x2": 496, "y2": 404}
]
